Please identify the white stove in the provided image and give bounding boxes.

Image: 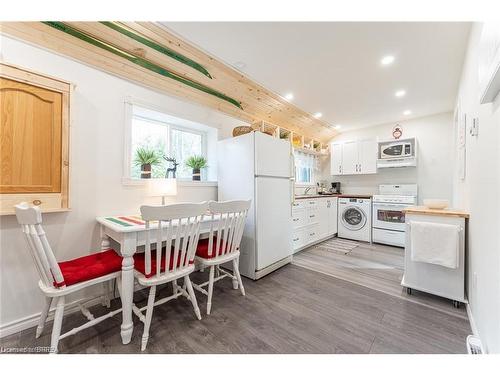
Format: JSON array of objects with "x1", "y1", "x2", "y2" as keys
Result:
[{"x1": 372, "y1": 184, "x2": 417, "y2": 247}]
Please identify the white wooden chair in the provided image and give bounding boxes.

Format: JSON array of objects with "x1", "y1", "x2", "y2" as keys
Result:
[
  {"x1": 132, "y1": 202, "x2": 208, "y2": 351},
  {"x1": 192, "y1": 200, "x2": 250, "y2": 315},
  {"x1": 14, "y1": 203, "x2": 123, "y2": 353}
]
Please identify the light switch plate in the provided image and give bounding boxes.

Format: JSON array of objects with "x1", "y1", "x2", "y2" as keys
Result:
[{"x1": 470, "y1": 117, "x2": 479, "y2": 136}]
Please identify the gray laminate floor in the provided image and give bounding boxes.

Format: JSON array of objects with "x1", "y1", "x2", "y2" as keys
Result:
[
  {"x1": 293, "y1": 238, "x2": 468, "y2": 318},
  {"x1": 0, "y1": 263, "x2": 470, "y2": 354}
]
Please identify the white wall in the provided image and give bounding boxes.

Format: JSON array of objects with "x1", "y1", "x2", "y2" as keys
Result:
[
  {"x1": 322, "y1": 112, "x2": 454, "y2": 204},
  {"x1": 453, "y1": 23, "x2": 500, "y2": 353},
  {"x1": 0, "y1": 35, "x2": 247, "y2": 335}
]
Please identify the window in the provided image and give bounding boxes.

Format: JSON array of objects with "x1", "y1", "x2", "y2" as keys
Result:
[
  {"x1": 294, "y1": 151, "x2": 318, "y2": 184},
  {"x1": 127, "y1": 104, "x2": 211, "y2": 181},
  {"x1": 170, "y1": 127, "x2": 203, "y2": 179}
]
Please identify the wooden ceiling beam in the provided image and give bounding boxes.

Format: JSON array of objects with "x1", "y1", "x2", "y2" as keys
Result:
[{"x1": 0, "y1": 21, "x2": 337, "y2": 141}]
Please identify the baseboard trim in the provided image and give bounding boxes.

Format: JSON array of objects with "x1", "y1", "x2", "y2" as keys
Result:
[
  {"x1": 255, "y1": 256, "x2": 292, "y2": 279},
  {"x1": 465, "y1": 302, "x2": 486, "y2": 353}
]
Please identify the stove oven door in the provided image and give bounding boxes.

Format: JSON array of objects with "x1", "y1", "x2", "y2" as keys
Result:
[{"x1": 372, "y1": 203, "x2": 408, "y2": 231}]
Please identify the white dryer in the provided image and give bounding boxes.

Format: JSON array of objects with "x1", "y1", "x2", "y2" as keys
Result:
[{"x1": 338, "y1": 197, "x2": 372, "y2": 242}]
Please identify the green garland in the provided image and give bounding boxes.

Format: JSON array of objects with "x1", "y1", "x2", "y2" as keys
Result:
[
  {"x1": 99, "y1": 21, "x2": 212, "y2": 79},
  {"x1": 42, "y1": 22, "x2": 242, "y2": 109}
]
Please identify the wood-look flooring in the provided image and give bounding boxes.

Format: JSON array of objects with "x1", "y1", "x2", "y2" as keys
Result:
[
  {"x1": 293, "y1": 238, "x2": 468, "y2": 318},
  {"x1": 1, "y1": 262, "x2": 470, "y2": 354}
]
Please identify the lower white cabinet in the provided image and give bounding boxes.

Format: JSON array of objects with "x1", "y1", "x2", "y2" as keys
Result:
[
  {"x1": 327, "y1": 199, "x2": 338, "y2": 235},
  {"x1": 292, "y1": 197, "x2": 338, "y2": 253}
]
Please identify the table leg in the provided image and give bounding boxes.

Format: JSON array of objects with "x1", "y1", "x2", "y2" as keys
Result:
[
  {"x1": 100, "y1": 231, "x2": 112, "y2": 307},
  {"x1": 119, "y1": 234, "x2": 137, "y2": 345}
]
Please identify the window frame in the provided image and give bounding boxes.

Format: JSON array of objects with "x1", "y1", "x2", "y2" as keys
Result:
[
  {"x1": 168, "y1": 124, "x2": 208, "y2": 180},
  {"x1": 122, "y1": 99, "x2": 212, "y2": 185},
  {"x1": 293, "y1": 151, "x2": 316, "y2": 186}
]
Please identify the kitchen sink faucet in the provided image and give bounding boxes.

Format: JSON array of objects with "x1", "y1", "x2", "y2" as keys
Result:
[{"x1": 304, "y1": 186, "x2": 313, "y2": 195}]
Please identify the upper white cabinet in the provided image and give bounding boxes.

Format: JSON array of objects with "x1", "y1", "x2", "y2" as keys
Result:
[
  {"x1": 330, "y1": 143, "x2": 343, "y2": 175},
  {"x1": 358, "y1": 139, "x2": 378, "y2": 174},
  {"x1": 341, "y1": 141, "x2": 358, "y2": 175},
  {"x1": 330, "y1": 139, "x2": 377, "y2": 176}
]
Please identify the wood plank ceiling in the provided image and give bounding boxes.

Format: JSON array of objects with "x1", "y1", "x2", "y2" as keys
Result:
[{"x1": 0, "y1": 22, "x2": 337, "y2": 141}]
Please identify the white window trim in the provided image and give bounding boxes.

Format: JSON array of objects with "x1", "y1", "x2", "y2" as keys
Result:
[
  {"x1": 169, "y1": 124, "x2": 208, "y2": 179},
  {"x1": 293, "y1": 150, "x2": 316, "y2": 186},
  {"x1": 122, "y1": 98, "x2": 216, "y2": 186}
]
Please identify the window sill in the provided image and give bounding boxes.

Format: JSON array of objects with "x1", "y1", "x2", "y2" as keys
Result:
[{"x1": 121, "y1": 178, "x2": 217, "y2": 187}]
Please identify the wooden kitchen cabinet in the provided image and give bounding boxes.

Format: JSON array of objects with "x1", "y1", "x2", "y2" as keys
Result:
[
  {"x1": 330, "y1": 139, "x2": 377, "y2": 176},
  {"x1": 0, "y1": 63, "x2": 70, "y2": 214}
]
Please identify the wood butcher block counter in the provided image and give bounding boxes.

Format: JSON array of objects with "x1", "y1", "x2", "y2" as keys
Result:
[{"x1": 403, "y1": 206, "x2": 469, "y2": 218}]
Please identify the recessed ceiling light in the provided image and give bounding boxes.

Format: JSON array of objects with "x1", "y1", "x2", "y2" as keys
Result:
[
  {"x1": 395, "y1": 90, "x2": 406, "y2": 98},
  {"x1": 403, "y1": 110, "x2": 412, "y2": 115},
  {"x1": 381, "y1": 55, "x2": 395, "y2": 66},
  {"x1": 313, "y1": 112, "x2": 323, "y2": 119},
  {"x1": 284, "y1": 93, "x2": 294, "y2": 101}
]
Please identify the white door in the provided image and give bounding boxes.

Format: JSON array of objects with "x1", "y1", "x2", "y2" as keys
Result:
[
  {"x1": 328, "y1": 198, "x2": 338, "y2": 235},
  {"x1": 255, "y1": 177, "x2": 292, "y2": 270},
  {"x1": 330, "y1": 143, "x2": 343, "y2": 175},
  {"x1": 342, "y1": 141, "x2": 358, "y2": 175},
  {"x1": 254, "y1": 131, "x2": 291, "y2": 178},
  {"x1": 358, "y1": 139, "x2": 377, "y2": 174}
]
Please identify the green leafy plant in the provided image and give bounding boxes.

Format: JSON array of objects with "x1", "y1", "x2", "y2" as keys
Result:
[
  {"x1": 134, "y1": 147, "x2": 162, "y2": 167},
  {"x1": 185, "y1": 155, "x2": 208, "y2": 169}
]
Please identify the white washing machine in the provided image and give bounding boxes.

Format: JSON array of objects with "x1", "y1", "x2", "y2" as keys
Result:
[{"x1": 338, "y1": 197, "x2": 372, "y2": 242}]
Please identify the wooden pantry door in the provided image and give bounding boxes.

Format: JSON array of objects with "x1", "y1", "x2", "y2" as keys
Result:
[{"x1": 1, "y1": 77, "x2": 62, "y2": 193}]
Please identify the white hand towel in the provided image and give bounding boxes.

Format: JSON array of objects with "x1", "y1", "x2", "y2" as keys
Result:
[{"x1": 410, "y1": 221, "x2": 460, "y2": 269}]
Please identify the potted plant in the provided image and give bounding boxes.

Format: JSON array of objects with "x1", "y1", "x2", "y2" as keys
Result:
[
  {"x1": 134, "y1": 147, "x2": 161, "y2": 179},
  {"x1": 185, "y1": 155, "x2": 207, "y2": 181}
]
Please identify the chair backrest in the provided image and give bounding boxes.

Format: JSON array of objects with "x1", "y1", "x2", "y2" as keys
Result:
[
  {"x1": 140, "y1": 202, "x2": 209, "y2": 278},
  {"x1": 15, "y1": 203, "x2": 65, "y2": 288},
  {"x1": 205, "y1": 200, "x2": 251, "y2": 258}
]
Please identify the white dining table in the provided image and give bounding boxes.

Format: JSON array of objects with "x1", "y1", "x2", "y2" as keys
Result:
[{"x1": 96, "y1": 213, "x2": 217, "y2": 344}]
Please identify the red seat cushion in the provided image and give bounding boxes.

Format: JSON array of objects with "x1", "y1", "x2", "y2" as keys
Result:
[
  {"x1": 56, "y1": 249, "x2": 122, "y2": 287},
  {"x1": 195, "y1": 238, "x2": 231, "y2": 259},
  {"x1": 134, "y1": 249, "x2": 194, "y2": 278}
]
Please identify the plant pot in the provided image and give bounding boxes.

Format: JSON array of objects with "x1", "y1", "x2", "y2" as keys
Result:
[
  {"x1": 141, "y1": 164, "x2": 152, "y2": 179},
  {"x1": 192, "y1": 168, "x2": 201, "y2": 181}
]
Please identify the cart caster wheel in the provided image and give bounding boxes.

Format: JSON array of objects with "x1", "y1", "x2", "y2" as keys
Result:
[
  {"x1": 453, "y1": 300, "x2": 461, "y2": 309},
  {"x1": 406, "y1": 287, "x2": 412, "y2": 295}
]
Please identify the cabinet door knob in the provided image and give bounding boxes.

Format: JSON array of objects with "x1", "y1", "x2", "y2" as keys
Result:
[{"x1": 32, "y1": 199, "x2": 42, "y2": 206}]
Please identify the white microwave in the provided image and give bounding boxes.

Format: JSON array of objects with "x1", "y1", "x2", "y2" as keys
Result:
[{"x1": 380, "y1": 141, "x2": 413, "y2": 159}]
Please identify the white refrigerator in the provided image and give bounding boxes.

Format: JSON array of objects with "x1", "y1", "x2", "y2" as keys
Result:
[{"x1": 217, "y1": 131, "x2": 293, "y2": 279}]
